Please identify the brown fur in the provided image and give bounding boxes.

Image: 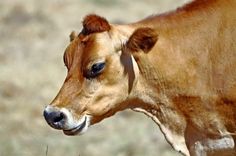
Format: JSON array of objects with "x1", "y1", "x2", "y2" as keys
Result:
[
  {"x1": 81, "y1": 14, "x2": 110, "y2": 35},
  {"x1": 45, "y1": 0, "x2": 236, "y2": 155},
  {"x1": 69, "y1": 31, "x2": 77, "y2": 42},
  {"x1": 126, "y1": 27, "x2": 158, "y2": 53}
]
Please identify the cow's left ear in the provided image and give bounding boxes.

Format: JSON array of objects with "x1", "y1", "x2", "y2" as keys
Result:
[{"x1": 126, "y1": 27, "x2": 158, "y2": 53}]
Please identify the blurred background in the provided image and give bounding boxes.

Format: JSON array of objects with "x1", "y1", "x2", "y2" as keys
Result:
[{"x1": 0, "y1": 0, "x2": 190, "y2": 156}]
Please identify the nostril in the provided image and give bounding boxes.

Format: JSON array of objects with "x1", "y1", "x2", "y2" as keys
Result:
[
  {"x1": 43, "y1": 109, "x2": 66, "y2": 126},
  {"x1": 52, "y1": 112, "x2": 65, "y2": 123}
]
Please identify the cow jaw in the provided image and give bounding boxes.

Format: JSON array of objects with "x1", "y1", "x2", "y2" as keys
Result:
[{"x1": 44, "y1": 28, "x2": 141, "y2": 135}]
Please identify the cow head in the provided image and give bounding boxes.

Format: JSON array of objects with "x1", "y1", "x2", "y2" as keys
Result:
[{"x1": 43, "y1": 14, "x2": 158, "y2": 135}]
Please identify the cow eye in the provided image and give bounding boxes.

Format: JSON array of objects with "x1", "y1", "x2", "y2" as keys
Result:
[{"x1": 86, "y1": 62, "x2": 105, "y2": 78}]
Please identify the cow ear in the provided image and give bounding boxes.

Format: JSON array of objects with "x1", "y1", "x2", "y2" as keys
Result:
[
  {"x1": 82, "y1": 14, "x2": 111, "y2": 35},
  {"x1": 126, "y1": 27, "x2": 158, "y2": 53},
  {"x1": 69, "y1": 31, "x2": 78, "y2": 42}
]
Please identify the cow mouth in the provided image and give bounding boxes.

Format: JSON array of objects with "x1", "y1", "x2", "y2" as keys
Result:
[{"x1": 63, "y1": 116, "x2": 88, "y2": 135}]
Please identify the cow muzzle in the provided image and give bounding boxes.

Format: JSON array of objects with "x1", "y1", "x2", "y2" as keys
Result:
[{"x1": 43, "y1": 105, "x2": 90, "y2": 135}]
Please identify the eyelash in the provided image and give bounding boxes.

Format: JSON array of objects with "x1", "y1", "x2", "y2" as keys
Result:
[{"x1": 85, "y1": 62, "x2": 106, "y2": 79}]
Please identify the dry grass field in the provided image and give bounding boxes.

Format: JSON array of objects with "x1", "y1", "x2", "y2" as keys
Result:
[{"x1": 0, "y1": 0, "x2": 190, "y2": 156}]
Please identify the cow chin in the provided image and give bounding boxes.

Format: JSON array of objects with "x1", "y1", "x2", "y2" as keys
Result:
[
  {"x1": 62, "y1": 113, "x2": 91, "y2": 136},
  {"x1": 63, "y1": 110, "x2": 114, "y2": 136},
  {"x1": 43, "y1": 106, "x2": 91, "y2": 135}
]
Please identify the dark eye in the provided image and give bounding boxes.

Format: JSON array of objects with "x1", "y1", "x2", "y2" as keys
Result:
[{"x1": 86, "y1": 62, "x2": 105, "y2": 78}]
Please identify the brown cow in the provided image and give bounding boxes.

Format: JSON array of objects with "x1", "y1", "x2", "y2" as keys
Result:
[{"x1": 43, "y1": 0, "x2": 236, "y2": 155}]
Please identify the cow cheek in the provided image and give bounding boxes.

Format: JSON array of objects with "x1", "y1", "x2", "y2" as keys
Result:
[
  {"x1": 95, "y1": 95, "x2": 127, "y2": 116},
  {"x1": 90, "y1": 94, "x2": 112, "y2": 114}
]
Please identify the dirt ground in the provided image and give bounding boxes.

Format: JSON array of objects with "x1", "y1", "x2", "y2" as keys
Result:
[{"x1": 0, "y1": 0, "x2": 190, "y2": 156}]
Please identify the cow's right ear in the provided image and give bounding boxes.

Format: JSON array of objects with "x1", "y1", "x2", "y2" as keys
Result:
[
  {"x1": 69, "y1": 31, "x2": 78, "y2": 42},
  {"x1": 126, "y1": 27, "x2": 158, "y2": 53}
]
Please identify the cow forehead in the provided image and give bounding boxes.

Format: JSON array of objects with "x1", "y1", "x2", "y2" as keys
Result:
[
  {"x1": 81, "y1": 32, "x2": 115, "y2": 59},
  {"x1": 64, "y1": 32, "x2": 116, "y2": 69},
  {"x1": 90, "y1": 32, "x2": 114, "y2": 51}
]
